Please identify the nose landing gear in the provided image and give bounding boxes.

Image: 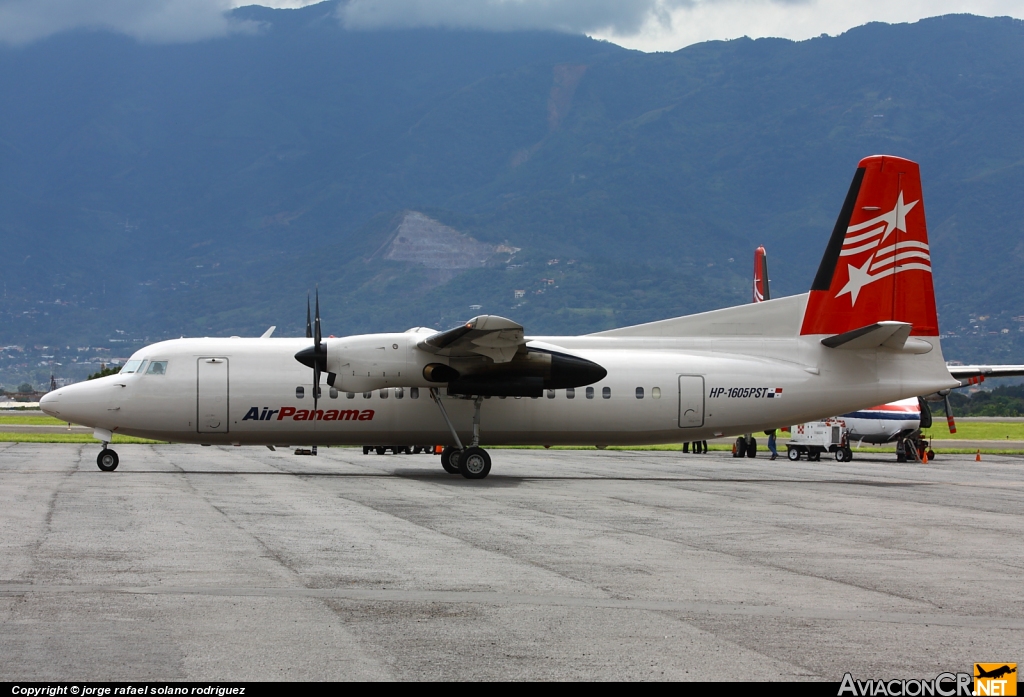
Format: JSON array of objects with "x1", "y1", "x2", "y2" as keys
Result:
[{"x1": 97, "y1": 447, "x2": 119, "y2": 472}]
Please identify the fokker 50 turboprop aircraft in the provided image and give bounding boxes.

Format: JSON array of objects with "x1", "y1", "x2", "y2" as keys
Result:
[{"x1": 42, "y1": 155, "x2": 962, "y2": 478}]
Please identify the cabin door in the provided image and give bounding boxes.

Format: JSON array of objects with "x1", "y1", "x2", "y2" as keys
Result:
[
  {"x1": 678, "y1": 375, "x2": 705, "y2": 428},
  {"x1": 197, "y1": 357, "x2": 229, "y2": 433}
]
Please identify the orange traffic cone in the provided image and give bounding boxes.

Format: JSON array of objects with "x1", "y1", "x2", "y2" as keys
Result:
[
  {"x1": 921, "y1": 449, "x2": 928, "y2": 464},
  {"x1": 976, "y1": 449, "x2": 981, "y2": 462},
  {"x1": 731, "y1": 442, "x2": 737, "y2": 456}
]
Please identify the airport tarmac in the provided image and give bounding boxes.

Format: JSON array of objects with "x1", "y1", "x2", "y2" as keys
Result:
[{"x1": 1, "y1": 444, "x2": 1021, "y2": 681}]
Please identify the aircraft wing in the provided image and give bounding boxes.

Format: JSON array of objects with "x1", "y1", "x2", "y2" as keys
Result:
[
  {"x1": 948, "y1": 365, "x2": 1024, "y2": 381},
  {"x1": 418, "y1": 315, "x2": 526, "y2": 363}
]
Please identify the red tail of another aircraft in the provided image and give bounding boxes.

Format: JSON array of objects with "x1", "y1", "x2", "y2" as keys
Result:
[
  {"x1": 800, "y1": 155, "x2": 939, "y2": 337},
  {"x1": 753, "y1": 246, "x2": 769, "y2": 303}
]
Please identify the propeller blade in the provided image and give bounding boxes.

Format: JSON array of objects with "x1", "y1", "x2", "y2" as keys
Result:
[
  {"x1": 305, "y1": 293, "x2": 312, "y2": 339},
  {"x1": 314, "y1": 287, "x2": 322, "y2": 348},
  {"x1": 313, "y1": 364, "x2": 321, "y2": 414},
  {"x1": 944, "y1": 394, "x2": 957, "y2": 434}
]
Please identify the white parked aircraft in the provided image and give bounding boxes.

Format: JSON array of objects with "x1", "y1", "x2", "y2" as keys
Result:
[{"x1": 42, "y1": 155, "x2": 962, "y2": 478}]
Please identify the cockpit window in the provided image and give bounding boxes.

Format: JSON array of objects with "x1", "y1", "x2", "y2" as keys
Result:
[
  {"x1": 146, "y1": 361, "x2": 168, "y2": 375},
  {"x1": 120, "y1": 360, "x2": 143, "y2": 374}
]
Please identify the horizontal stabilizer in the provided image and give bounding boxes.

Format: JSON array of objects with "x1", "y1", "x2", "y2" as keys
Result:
[{"x1": 821, "y1": 321, "x2": 911, "y2": 350}]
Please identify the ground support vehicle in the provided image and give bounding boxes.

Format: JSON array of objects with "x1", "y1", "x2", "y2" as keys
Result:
[{"x1": 785, "y1": 419, "x2": 852, "y2": 462}]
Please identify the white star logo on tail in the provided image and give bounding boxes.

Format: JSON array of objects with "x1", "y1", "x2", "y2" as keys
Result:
[{"x1": 836, "y1": 190, "x2": 927, "y2": 305}]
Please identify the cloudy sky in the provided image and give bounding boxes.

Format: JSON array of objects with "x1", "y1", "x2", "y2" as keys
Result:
[{"x1": 1, "y1": 0, "x2": 1022, "y2": 50}]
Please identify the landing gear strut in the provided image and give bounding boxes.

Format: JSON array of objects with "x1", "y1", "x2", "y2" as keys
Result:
[
  {"x1": 97, "y1": 446, "x2": 119, "y2": 472},
  {"x1": 430, "y1": 389, "x2": 491, "y2": 479}
]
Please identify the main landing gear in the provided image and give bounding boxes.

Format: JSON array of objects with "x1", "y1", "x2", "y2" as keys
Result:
[
  {"x1": 430, "y1": 389, "x2": 492, "y2": 479},
  {"x1": 97, "y1": 446, "x2": 119, "y2": 471}
]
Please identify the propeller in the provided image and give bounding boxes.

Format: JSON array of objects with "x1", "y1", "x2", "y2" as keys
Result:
[
  {"x1": 294, "y1": 288, "x2": 328, "y2": 414},
  {"x1": 942, "y1": 390, "x2": 957, "y2": 434}
]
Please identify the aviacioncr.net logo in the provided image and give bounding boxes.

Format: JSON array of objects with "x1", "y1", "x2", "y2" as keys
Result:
[{"x1": 838, "y1": 672, "x2": 972, "y2": 697}]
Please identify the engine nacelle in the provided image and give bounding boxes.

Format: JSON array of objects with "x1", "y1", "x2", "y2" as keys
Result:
[{"x1": 324, "y1": 333, "x2": 450, "y2": 393}]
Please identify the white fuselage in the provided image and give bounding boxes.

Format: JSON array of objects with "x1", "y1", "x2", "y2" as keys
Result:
[{"x1": 41, "y1": 294, "x2": 959, "y2": 448}]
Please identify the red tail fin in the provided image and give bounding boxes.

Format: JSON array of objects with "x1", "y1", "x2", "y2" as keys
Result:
[
  {"x1": 753, "y1": 246, "x2": 769, "y2": 303},
  {"x1": 800, "y1": 155, "x2": 939, "y2": 336}
]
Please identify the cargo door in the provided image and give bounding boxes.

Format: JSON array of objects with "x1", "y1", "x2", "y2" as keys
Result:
[
  {"x1": 197, "y1": 357, "x2": 229, "y2": 433},
  {"x1": 678, "y1": 375, "x2": 705, "y2": 428}
]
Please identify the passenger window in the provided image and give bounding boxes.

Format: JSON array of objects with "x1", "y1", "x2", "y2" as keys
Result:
[
  {"x1": 380, "y1": 389, "x2": 388, "y2": 399},
  {"x1": 636, "y1": 387, "x2": 644, "y2": 399},
  {"x1": 396, "y1": 387, "x2": 404, "y2": 399},
  {"x1": 346, "y1": 392, "x2": 355, "y2": 399},
  {"x1": 121, "y1": 359, "x2": 143, "y2": 374},
  {"x1": 652, "y1": 387, "x2": 661, "y2": 399},
  {"x1": 363, "y1": 392, "x2": 372, "y2": 399},
  {"x1": 586, "y1": 387, "x2": 594, "y2": 399},
  {"x1": 329, "y1": 387, "x2": 338, "y2": 399},
  {"x1": 296, "y1": 386, "x2": 304, "y2": 399},
  {"x1": 566, "y1": 388, "x2": 575, "y2": 399},
  {"x1": 602, "y1": 387, "x2": 611, "y2": 399},
  {"x1": 547, "y1": 390, "x2": 555, "y2": 399},
  {"x1": 410, "y1": 387, "x2": 419, "y2": 399},
  {"x1": 146, "y1": 361, "x2": 167, "y2": 375}
]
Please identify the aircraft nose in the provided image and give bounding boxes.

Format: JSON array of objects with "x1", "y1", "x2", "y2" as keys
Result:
[{"x1": 39, "y1": 390, "x2": 60, "y2": 417}]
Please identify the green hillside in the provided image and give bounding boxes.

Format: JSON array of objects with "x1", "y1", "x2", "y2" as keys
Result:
[{"x1": 2, "y1": 4, "x2": 1024, "y2": 387}]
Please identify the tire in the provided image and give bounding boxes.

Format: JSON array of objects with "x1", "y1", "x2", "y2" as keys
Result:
[
  {"x1": 835, "y1": 448, "x2": 845, "y2": 462},
  {"x1": 787, "y1": 447, "x2": 800, "y2": 461},
  {"x1": 458, "y1": 446, "x2": 491, "y2": 479},
  {"x1": 362, "y1": 446, "x2": 371, "y2": 455},
  {"x1": 843, "y1": 447, "x2": 853, "y2": 462},
  {"x1": 97, "y1": 449, "x2": 119, "y2": 472},
  {"x1": 374, "y1": 446, "x2": 386, "y2": 455},
  {"x1": 440, "y1": 446, "x2": 460, "y2": 474},
  {"x1": 927, "y1": 449, "x2": 935, "y2": 461},
  {"x1": 733, "y1": 438, "x2": 745, "y2": 458},
  {"x1": 745, "y1": 438, "x2": 757, "y2": 458}
]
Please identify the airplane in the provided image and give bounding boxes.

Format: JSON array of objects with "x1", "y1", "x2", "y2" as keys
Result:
[
  {"x1": 749, "y1": 245, "x2": 1024, "y2": 460},
  {"x1": 42, "y1": 155, "x2": 964, "y2": 478}
]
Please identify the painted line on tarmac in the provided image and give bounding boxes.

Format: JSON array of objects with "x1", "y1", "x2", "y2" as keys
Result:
[{"x1": 0, "y1": 583, "x2": 1019, "y2": 630}]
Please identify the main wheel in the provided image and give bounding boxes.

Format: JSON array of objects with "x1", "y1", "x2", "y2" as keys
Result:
[
  {"x1": 787, "y1": 447, "x2": 800, "y2": 461},
  {"x1": 440, "y1": 446, "x2": 460, "y2": 474},
  {"x1": 458, "y1": 446, "x2": 491, "y2": 479},
  {"x1": 733, "y1": 438, "x2": 745, "y2": 458},
  {"x1": 745, "y1": 438, "x2": 757, "y2": 458},
  {"x1": 97, "y1": 449, "x2": 119, "y2": 472}
]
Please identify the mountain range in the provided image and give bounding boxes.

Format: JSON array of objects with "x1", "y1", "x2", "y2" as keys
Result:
[{"x1": 2, "y1": 2, "x2": 1023, "y2": 386}]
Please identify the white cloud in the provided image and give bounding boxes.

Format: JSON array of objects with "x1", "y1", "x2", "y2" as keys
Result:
[
  {"x1": 1, "y1": 0, "x2": 1022, "y2": 50},
  {"x1": 588, "y1": 0, "x2": 1024, "y2": 52},
  {"x1": 0, "y1": 0, "x2": 249, "y2": 46},
  {"x1": 338, "y1": 0, "x2": 698, "y2": 35}
]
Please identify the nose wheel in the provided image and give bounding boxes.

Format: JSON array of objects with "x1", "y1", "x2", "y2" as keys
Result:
[{"x1": 97, "y1": 447, "x2": 119, "y2": 472}]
